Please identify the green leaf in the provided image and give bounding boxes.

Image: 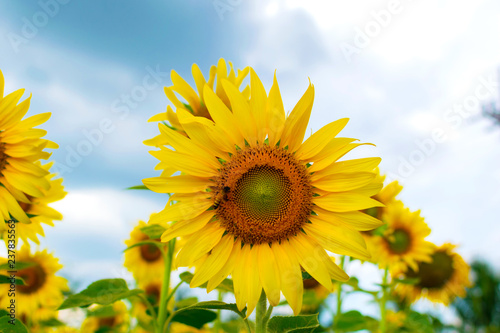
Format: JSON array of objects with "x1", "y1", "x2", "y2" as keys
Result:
[
  {"x1": 0, "y1": 262, "x2": 36, "y2": 271},
  {"x1": 126, "y1": 185, "x2": 149, "y2": 190},
  {"x1": 175, "y1": 297, "x2": 199, "y2": 309},
  {"x1": 58, "y1": 278, "x2": 143, "y2": 310},
  {"x1": 332, "y1": 311, "x2": 378, "y2": 332},
  {"x1": 140, "y1": 224, "x2": 166, "y2": 239},
  {"x1": 267, "y1": 315, "x2": 320, "y2": 333},
  {"x1": 0, "y1": 275, "x2": 24, "y2": 285},
  {"x1": 88, "y1": 305, "x2": 117, "y2": 317},
  {"x1": 174, "y1": 301, "x2": 246, "y2": 319},
  {"x1": 39, "y1": 317, "x2": 65, "y2": 327},
  {"x1": 301, "y1": 271, "x2": 313, "y2": 280},
  {"x1": 0, "y1": 310, "x2": 8, "y2": 317},
  {"x1": 122, "y1": 240, "x2": 163, "y2": 253},
  {"x1": 0, "y1": 316, "x2": 29, "y2": 333},
  {"x1": 179, "y1": 272, "x2": 234, "y2": 293},
  {"x1": 172, "y1": 309, "x2": 217, "y2": 329}
]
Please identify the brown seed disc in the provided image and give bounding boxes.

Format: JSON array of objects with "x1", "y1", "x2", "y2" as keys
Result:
[
  {"x1": 212, "y1": 145, "x2": 313, "y2": 245},
  {"x1": 17, "y1": 263, "x2": 47, "y2": 294}
]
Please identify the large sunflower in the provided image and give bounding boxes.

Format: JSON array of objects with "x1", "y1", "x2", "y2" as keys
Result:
[
  {"x1": 0, "y1": 70, "x2": 57, "y2": 224},
  {"x1": 124, "y1": 219, "x2": 168, "y2": 285},
  {"x1": 367, "y1": 202, "x2": 434, "y2": 274},
  {"x1": 143, "y1": 61, "x2": 384, "y2": 315},
  {"x1": 395, "y1": 243, "x2": 471, "y2": 305},
  {"x1": 0, "y1": 161, "x2": 66, "y2": 245},
  {"x1": 0, "y1": 245, "x2": 68, "y2": 320}
]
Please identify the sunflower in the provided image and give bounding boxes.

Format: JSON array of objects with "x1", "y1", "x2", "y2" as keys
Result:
[
  {"x1": 143, "y1": 61, "x2": 384, "y2": 315},
  {"x1": 124, "y1": 219, "x2": 168, "y2": 285},
  {"x1": 395, "y1": 243, "x2": 471, "y2": 305},
  {"x1": 81, "y1": 301, "x2": 129, "y2": 333},
  {"x1": 0, "y1": 245, "x2": 68, "y2": 320},
  {"x1": 367, "y1": 202, "x2": 434, "y2": 274},
  {"x1": 0, "y1": 70, "x2": 57, "y2": 225},
  {"x1": 0, "y1": 161, "x2": 65, "y2": 245}
]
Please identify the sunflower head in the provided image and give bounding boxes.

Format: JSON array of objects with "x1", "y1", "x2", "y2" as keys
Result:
[
  {"x1": 0, "y1": 69, "x2": 58, "y2": 225},
  {"x1": 366, "y1": 201, "x2": 434, "y2": 273},
  {"x1": 124, "y1": 219, "x2": 168, "y2": 285},
  {"x1": 395, "y1": 243, "x2": 471, "y2": 305},
  {"x1": 0, "y1": 245, "x2": 68, "y2": 318},
  {"x1": 144, "y1": 60, "x2": 384, "y2": 315}
]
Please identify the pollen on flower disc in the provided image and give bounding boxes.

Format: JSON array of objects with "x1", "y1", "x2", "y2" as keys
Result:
[{"x1": 213, "y1": 145, "x2": 313, "y2": 245}]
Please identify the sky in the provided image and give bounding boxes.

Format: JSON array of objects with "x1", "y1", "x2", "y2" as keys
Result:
[{"x1": 1, "y1": 0, "x2": 500, "y2": 325}]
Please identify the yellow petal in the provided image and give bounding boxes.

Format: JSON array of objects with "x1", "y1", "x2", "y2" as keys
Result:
[
  {"x1": 305, "y1": 219, "x2": 371, "y2": 260},
  {"x1": 266, "y1": 72, "x2": 285, "y2": 147},
  {"x1": 232, "y1": 243, "x2": 250, "y2": 311},
  {"x1": 0, "y1": 187, "x2": 30, "y2": 224},
  {"x1": 150, "y1": 149, "x2": 217, "y2": 178},
  {"x1": 143, "y1": 175, "x2": 210, "y2": 194},
  {"x1": 207, "y1": 239, "x2": 241, "y2": 292},
  {"x1": 190, "y1": 235, "x2": 234, "y2": 287},
  {"x1": 314, "y1": 192, "x2": 384, "y2": 213},
  {"x1": 314, "y1": 207, "x2": 383, "y2": 231},
  {"x1": 176, "y1": 223, "x2": 225, "y2": 267},
  {"x1": 249, "y1": 69, "x2": 268, "y2": 144},
  {"x1": 160, "y1": 211, "x2": 214, "y2": 242},
  {"x1": 313, "y1": 172, "x2": 376, "y2": 192},
  {"x1": 257, "y1": 244, "x2": 281, "y2": 306},
  {"x1": 311, "y1": 157, "x2": 381, "y2": 181},
  {"x1": 296, "y1": 118, "x2": 349, "y2": 160},
  {"x1": 309, "y1": 142, "x2": 375, "y2": 173},
  {"x1": 152, "y1": 197, "x2": 212, "y2": 225},
  {"x1": 280, "y1": 83, "x2": 315, "y2": 152},
  {"x1": 272, "y1": 242, "x2": 303, "y2": 315},
  {"x1": 244, "y1": 247, "x2": 262, "y2": 317},
  {"x1": 221, "y1": 79, "x2": 257, "y2": 145},
  {"x1": 288, "y1": 235, "x2": 333, "y2": 291},
  {"x1": 192, "y1": 63, "x2": 207, "y2": 100},
  {"x1": 203, "y1": 84, "x2": 244, "y2": 147},
  {"x1": 158, "y1": 123, "x2": 220, "y2": 168},
  {"x1": 163, "y1": 87, "x2": 184, "y2": 109},
  {"x1": 171, "y1": 70, "x2": 201, "y2": 113}
]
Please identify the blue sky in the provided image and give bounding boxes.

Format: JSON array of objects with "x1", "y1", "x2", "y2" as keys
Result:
[{"x1": 1, "y1": 0, "x2": 500, "y2": 324}]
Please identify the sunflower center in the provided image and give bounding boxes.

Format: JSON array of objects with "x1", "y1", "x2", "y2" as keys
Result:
[
  {"x1": 386, "y1": 228, "x2": 411, "y2": 254},
  {"x1": 140, "y1": 240, "x2": 162, "y2": 262},
  {"x1": 17, "y1": 264, "x2": 47, "y2": 294},
  {"x1": 145, "y1": 284, "x2": 161, "y2": 305},
  {"x1": 408, "y1": 250, "x2": 454, "y2": 289},
  {"x1": 98, "y1": 316, "x2": 117, "y2": 328},
  {"x1": 214, "y1": 145, "x2": 312, "y2": 245},
  {"x1": 303, "y1": 277, "x2": 320, "y2": 290}
]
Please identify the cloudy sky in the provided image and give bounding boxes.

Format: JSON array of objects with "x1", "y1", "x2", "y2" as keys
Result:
[{"x1": 1, "y1": 0, "x2": 499, "y2": 323}]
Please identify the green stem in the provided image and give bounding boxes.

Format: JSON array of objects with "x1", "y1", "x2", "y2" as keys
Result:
[
  {"x1": 380, "y1": 267, "x2": 389, "y2": 333},
  {"x1": 335, "y1": 255, "x2": 346, "y2": 325},
  {"x1": 157, "y1": 239, "x2": 176, "y2": 333},
  {"x1": 255, "y1": 290, "x2": 268, "y2": 333}
]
